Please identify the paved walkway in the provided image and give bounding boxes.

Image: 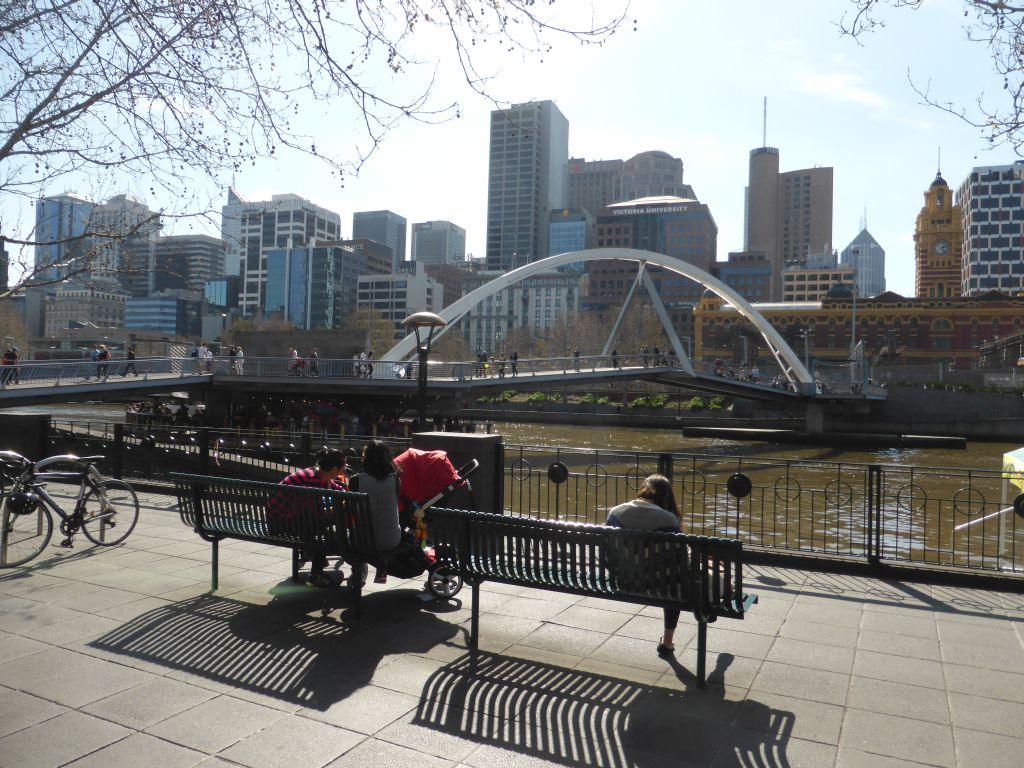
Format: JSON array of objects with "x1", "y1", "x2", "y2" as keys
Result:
[{"x1": 1, "y1": 492, "x2": 1022, "y2": 768}]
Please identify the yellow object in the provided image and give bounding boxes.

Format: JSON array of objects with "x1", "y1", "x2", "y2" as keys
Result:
[{"x1": 1002, "y1": 447, "x2": 1024, "y2": 494}]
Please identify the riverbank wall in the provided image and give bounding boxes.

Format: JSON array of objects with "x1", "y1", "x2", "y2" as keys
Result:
[{"x1": 458, "y1": 387, "x2": 1024, "y2": 441}]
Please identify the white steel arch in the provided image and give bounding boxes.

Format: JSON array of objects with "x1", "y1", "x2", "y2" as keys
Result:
[{"x1": 386, "y1": 248, "x2": 815, "y2": 391}]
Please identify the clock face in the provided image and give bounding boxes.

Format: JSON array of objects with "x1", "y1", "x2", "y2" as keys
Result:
[{"x1": 933, "y1": 239, "x2": 950, "y2": 257}]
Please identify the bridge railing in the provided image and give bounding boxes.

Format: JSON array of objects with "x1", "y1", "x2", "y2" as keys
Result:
[{"x1": 0, "y1": 356, "x2": 196, "y2": 389}]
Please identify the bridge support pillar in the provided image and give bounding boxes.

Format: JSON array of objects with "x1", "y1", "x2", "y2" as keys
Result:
[
  {"x1": 805, "y1": 403, "x2": 826, "y2": 434},
  {"x1": 204, "y1": 390, "x2": 232, "y2": 427}
]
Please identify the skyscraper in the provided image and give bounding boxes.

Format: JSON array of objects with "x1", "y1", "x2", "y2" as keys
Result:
[
  {"x1": 353, "y1": 210, "x2": 407, "y2": 271},
  {"x1": 914, "y1": 171, "x2": 963, "y2": 299},
  {"x1": 33, "y1": 193, "x2": 95, "y2": 285},
  {"x1": 840, "y1": 227, "x2": 886, "y2": 297},
  {"x1": 88, "y1": 193, "x2": 162, "y2": 297},
  {"x1": 486, "y1": 100, "x2": 569, "y2": 272},
  {"x1": 411, "y1": 220, "x2": 466, "y2": 265},
  {"x1": 220, "y1": 189, "x2": 341, "y2": 315},
  {"x1": 745, "y1": 147, "x2": 833, "y2": 301},
  {"x1": 957, "y1": 162, "x2": 1024, "y2": 296},
  {"x1": 568, "y1": 151, "x2": 694, "y2": 217},
  {"x1": 154, "y1": 235, "x2": 227, "y2": 295}
]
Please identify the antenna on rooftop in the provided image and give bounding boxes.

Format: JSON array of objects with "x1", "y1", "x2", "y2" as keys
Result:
[
  {"x1": 937, "y1": 147, "x2": 942, "y2": 175},
  {"x1": 762, "y1": 97, "x2": 767, "y2": 147}
]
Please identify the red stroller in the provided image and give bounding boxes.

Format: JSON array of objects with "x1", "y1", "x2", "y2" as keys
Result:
[{"x1": 348, "y1": 449, "x2": 478, "y2": 598}]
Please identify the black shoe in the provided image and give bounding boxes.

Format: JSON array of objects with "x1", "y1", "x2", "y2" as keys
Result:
[
  {"x1": 306, "y1": 572, "x2": 333, "y2": 589},
  {"x1": 656, "y1": 642, "x2": 675, "y2": 658}
]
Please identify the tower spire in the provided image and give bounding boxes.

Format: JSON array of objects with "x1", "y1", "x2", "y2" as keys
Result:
[{"x1": 762, "y1": 97, "x2": 767, "y2": 147}]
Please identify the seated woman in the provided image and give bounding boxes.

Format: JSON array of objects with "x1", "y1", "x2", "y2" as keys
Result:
[
  {"x1": 268, "y1": 447, "x2": 348, "y2": 588},
  {"x1": 349, "y1": 440, "x2": 430, "y2": 583},
  {"x1": 606, "y1": 474, "x2": 682, "y2": 658}
]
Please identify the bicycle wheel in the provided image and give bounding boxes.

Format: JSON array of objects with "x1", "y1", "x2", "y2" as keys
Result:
[
  {"x1": 80, "y1": 480, "x2": 139, "y2": 546},
  {"x1": 0, "y1": 497, "x2": 53, "y2": 567}
]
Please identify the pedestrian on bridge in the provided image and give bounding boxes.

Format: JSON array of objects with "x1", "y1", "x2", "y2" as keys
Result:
[
  {"x1": 123, "y1": 345, "x2": 138, "y2": 376},
  {"x1": 510, "y1": 350, "x2": 519, "y2": 377},
  {"x1": 96, "y1": 344, "x2": 110, "y2": 380},
  {"x1": 1, "y1": 346, "x2": 19, "y2": 385},
  {"x1": 572, "y1": 348, "x2": 581, "y2": 371}
]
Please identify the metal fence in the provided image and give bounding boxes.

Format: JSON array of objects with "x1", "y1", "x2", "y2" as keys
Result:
[
  {"x1": 44, "y1": 421, "x2": 1024, "y2": 577},
  {"x1": 500, "y1": 444, "x2": 1023, "y2": 575}
]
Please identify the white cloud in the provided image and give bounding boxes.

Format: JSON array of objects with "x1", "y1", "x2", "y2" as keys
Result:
[{"x1": 799, "y1": 73, "x2": 890, "y2": 110}]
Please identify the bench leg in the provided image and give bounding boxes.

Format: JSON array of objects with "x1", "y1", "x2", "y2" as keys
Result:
[
  {"x1": 696, "y1": 621, "x2": 707, "y2": 689},
  {"x1": 352, "y1": 572, "x2": 362, "y2": 620},
  {"x1": 292, "y1": 548, "x2": 301, "y2": 582},
  {"x1": 210, "y1": 539, "x2": 219, "y2": 592},
  {"x1": 470, "y1": 581, "x2": 480, "y2": 649}
]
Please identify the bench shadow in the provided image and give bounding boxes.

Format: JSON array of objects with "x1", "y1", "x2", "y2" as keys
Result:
[
  {"x1": 88, "y1": 584, "x2": 460, "y2": 710},
  {"x1": 415, "y1": 651, "x2": 795, "y2": 768}
]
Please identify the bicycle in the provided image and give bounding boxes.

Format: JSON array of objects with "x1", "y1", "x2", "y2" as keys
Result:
[{"x1": 0, "y1": 451, "x2": 140, "y2": 567}]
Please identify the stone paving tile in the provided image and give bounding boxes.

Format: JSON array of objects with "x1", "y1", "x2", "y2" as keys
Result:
[
  {"x1": 947, "y1": 691, "x2": 1024, "y2": 738},
  {"x1": 936, "y1": 618, "x2": 1023, "y2": 649},
  {"x1": 939, "y1": 639, "x2": 1024, "y2": 675},
  {"x1": 836, "y1": 747, "x2": 943, "y2": 767},
  {"x1": 0, "y1": 629, "x2": 48, "y2": 664},
  {"x1": 859, "y1": 610, "x2": 937, "y2": 638},
  {"x1": 779, "y1": 617, "x2": 860, "y2": 648},
  {"x1": 751, "y1": 661, "x2": 850, "y2": 706},
  {"x1": 846, "y1": 676, "x2": 950, "y2": 724},
  {"x1": 0, "y1": 595, "x2": 85, "y2": 632},
  {"x1": 544, "y1": 603, "x2": 631, "y2": 634},
  {"x1": 767, "y1": 636, "x2": 856, "y2": 674},
  {"x1": 712, "y1": 726, "x2": 838, "y2": 767},
  {"x1": 588, "y1": 633, "x2": 679, "y2": 674},
  {"x1": 327, "y1": 737, "x2": 455, "y2": 768},
  {"x1": 953, "y1": 727, "x2": 1024, "y2": 768},
  {"x1": 658, "y1": 649, "x2": 763, "y2": 691},
  {"x1": 220, "y1": 714, "x2": 363, "y2": 768},
  {"x1": 856, "y1": 627, "x2": 942, "y2": 661},
  {"x1": 375, "y1": 703, "x2": 498, "y2": 763},
  {"x1": 0, "y1": 684, "x2": 67, "y2": 738},
  {"x1": 17, "y1": 610, "x2": 124, "y2": 644},
  {"x1": 735, "y1": 690, "x2": 844, "y2": 745},
  {"x1": 299, "y1": 685, "x2": 420, "y2": 733},
  {"x1": 852, "y1": 649, "x2": 946, "y2": 690},
  {"x1": 0, "y1": 710, "x2": 130, "y2": 768},
  {"x1": 694, "y1": 623, "x2": 772, "y2": 660},
  {"x1": 82, "y1": 677, "x2": 218, "y2": 730},
  {"x1": 840, "y1": 709, "x2": 955, "y2": 767},
  {"x1": 476, "y1": 593, "x2": 569, "y2": 622},
  {"x1": 515, "y1": 621, "x2": 609, "y2": 657},
  {"x1": 145, "y1": 693, "x2": 285, "y2": 753},
  {"x1": 63, "y1": 732, "x2": 206, "y2": 768},
  {"x1": 21, "y1": 655, "x2": 154, "y2": 708},
  {"x1": 942, "y1": 662, "x2": 1024, "y2": 704}
]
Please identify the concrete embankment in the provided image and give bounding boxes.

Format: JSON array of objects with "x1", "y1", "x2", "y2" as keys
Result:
[{"x1": 459, "y1": 387, "x2": 1024, "y2": 441}]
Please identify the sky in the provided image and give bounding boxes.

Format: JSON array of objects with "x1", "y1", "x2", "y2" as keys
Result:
[{"x1": 6, "y1": 0, "x2": 1019, "y2": 298}]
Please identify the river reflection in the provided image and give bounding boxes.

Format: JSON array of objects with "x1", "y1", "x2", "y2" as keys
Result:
[{"x1": 494, "y1": 422, "x2": 1018, "y2": 474}]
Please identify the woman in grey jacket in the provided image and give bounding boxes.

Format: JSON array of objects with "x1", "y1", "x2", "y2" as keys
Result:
[{"x1": 606, "y1": 474, "x2": 682, "y2": 658}]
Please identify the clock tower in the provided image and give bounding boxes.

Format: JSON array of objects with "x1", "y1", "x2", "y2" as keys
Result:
[{"x1": 914, "y1": 171, "x2": 963, "y2": 298}]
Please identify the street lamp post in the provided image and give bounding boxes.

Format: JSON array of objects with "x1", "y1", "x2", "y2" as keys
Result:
[{"x1": 401, "y1": 311, "x2": 447, "y2": 432}]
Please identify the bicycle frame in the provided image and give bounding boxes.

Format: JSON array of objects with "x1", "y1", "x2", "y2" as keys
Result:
[{"x1": 9, "y1": 454, "x2": 111, "y2": 533}]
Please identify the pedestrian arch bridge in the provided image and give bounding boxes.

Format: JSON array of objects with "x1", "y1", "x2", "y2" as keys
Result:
[
  {"x1": 386, "y1": 248, "x2": 817, "y2": 391},
  {"x1": 0, "y1": 355, "x2": 884, "y2": 410}
]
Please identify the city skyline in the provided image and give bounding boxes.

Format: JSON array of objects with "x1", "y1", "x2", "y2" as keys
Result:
[{"x1": 3, "y1": 2, "x2": 1016, "y2": 298}]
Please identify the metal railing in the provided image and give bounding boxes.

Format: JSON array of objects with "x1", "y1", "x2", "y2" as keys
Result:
[
  {"x1": 40, "y1": 420, "x2": 1024, "y2": 577},
  {"x1": 501, "y1": 444, "x2": 1023, "y2": 575}
]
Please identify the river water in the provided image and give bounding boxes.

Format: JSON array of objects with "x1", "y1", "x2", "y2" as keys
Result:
[{"x1": 7, "y1": 403, "x2": 1019, "y2": 473}]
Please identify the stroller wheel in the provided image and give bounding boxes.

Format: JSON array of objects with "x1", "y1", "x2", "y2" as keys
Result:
[
  {"x1": 426, "y1": 564, "x2": 463, "y2": 598},
  {"x1": 347, "y1": 562, "x2": 368, "y2": 589}
]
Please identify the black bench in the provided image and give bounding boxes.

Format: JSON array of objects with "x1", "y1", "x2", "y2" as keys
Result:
[
  {"x1": 171, "y1": 473, "x2": 380, "y2": 614},
  {"x1": 427, "y1": 508, "x2": 758, "y2": 688}
]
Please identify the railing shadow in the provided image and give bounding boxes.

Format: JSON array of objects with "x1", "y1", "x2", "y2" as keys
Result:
[
  {"x1": 415, "y1": 651, "x2": 794, "y2": 768},
  {"x1": 89, "y1": 588, "x2": 460, "y2": 710}
]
